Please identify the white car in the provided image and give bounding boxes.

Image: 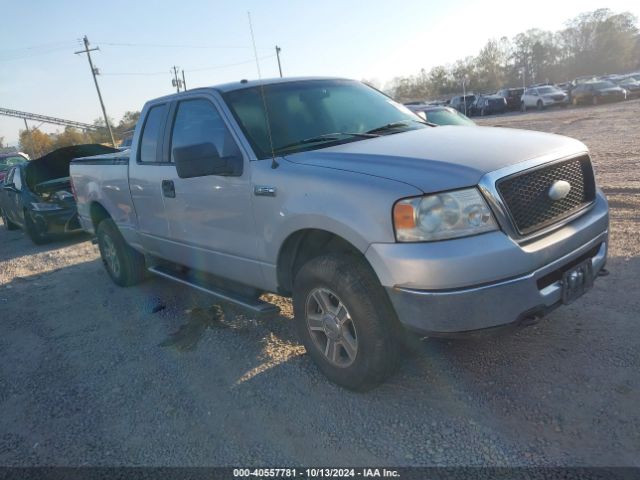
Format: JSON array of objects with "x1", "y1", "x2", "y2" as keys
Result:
[{"x1": 521, "y1": 86, "x2": 569, "y2": 111}]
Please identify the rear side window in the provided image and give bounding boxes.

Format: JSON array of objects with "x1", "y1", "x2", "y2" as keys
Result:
[
  {"x1": 169, "y1": 98, "x2": 240, "y2": 162},
  {"x1": 138, "y1": 104, "x2": 167, "y2": 163}
]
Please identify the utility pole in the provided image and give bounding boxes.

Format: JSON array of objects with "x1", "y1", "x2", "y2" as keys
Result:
[
  {"x1": 171, "y1": 66, "x2": 182, "y2": 92},
  {"x1": 74, "y1": 36, "x2": 116, "y2": 148},
  {"x1": 181, "y1": 69, "x2": 187, "y2": 91},
  {"x1": 22, "y1": 119, "x2": 38, "y2": 158},
  {"x1": 275, "y1": 45, "x2": 283, "y2": 78}
]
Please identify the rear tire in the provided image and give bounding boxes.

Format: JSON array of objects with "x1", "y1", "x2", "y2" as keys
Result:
[
  {"x1": 1, "y1": 209, "x2": 19, "y2": 231},
  {"x1": 24, "y1": 210, "x2": 50, "y2": 245},
  {"x1": 96, "y1": 218, "x2": 146, "y2": 287},
  {"x1": 292, "y1": 253, "x2": 402, "y2": 391}
]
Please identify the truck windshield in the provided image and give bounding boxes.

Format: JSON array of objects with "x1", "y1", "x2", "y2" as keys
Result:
[{"x1": 222, "y1": 79, "x2": 425, "y2": 159}]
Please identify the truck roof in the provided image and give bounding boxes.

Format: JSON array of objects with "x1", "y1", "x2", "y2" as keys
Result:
[{"x1": 147, "y1": 76, "x2": 350, "y2": 103}]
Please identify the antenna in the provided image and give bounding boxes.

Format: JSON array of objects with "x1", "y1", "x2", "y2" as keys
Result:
[{"x1": 248, "y1": 11, "x2": 278, "y2": 169}]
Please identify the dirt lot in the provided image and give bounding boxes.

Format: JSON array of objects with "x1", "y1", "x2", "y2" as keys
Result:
[{"x1": 1, "y1": 100, "x2": 639, "y2": 467}]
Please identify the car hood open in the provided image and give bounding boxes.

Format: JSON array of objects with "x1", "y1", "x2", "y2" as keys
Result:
[
  {"x1": 285, "y1": 126, "x2": 586, "y2": 193},
  {"x1": 25, "y1": 144, "x2": 118, "y2": 191}
]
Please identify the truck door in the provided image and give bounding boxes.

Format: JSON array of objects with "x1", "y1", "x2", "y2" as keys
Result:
[
  {"x1": 128, "y1": 102, "x2": 174, "y2": 257},
  {"x1": 160, "y1": 95, "x2": 263, "y2": 287}
]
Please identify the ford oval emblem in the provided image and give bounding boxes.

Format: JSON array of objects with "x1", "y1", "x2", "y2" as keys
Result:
[{"x1": 548, "y1": 180, "x2": 571, "y2": 201}]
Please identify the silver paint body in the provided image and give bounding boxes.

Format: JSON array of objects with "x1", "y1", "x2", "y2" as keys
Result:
[{"x1": 71, "y1": 78, "x2": 609, "y2": 334}]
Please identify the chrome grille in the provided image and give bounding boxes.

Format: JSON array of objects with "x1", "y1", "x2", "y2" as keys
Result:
[{"x1": 496, "y1": 155, "x2": 596, "y2": 235}]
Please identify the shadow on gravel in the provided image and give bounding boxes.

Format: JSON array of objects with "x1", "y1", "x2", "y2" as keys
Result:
[{"x1": 0, "y1": 225, "x2": 90, "y2": 263}]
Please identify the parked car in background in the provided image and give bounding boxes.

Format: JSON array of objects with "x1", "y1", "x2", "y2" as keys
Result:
[
  {"x1": 71, "y1": 77, "x2": 608, "y2": 390},
  {"x1": 496, "y1": 88, "x2": 524, "y2": 111},
  {"x1": 0, "y1": 144, "x2": 117, "y2": 244},
  {"x1": 571, "y1": 81, "x2": 627, "y2": 105},
  {"x1": 118, "y1": 130, "x2": 135, "y2": 150},
  {"x1": 556, "y1": 82, "x2": 572, "y2": 95},
  {"x1": 449, "y1": 94, "x2": 476, "y2": 115},
  {"x1": 613, "y1": 77, "x2": 640, "y2": 99},
  {"x1": 470, "y1": 94, "x2": 507, "y2": 116},
  {"x1": 0, "y1": 152, "x2": 29, "y2": 183},
  {"x1": 521, "y1": 86, "x2": 568, "y2": 111},
  {"x1": 405, "y1": 105, "x2": 475, "y2": 126}
]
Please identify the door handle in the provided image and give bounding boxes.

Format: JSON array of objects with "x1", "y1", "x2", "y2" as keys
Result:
[{"x1": 162, "y1": 180, "x2": 175, "y2": 198}]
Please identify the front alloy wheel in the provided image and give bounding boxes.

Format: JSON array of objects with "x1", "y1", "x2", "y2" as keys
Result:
[
  {"x1": 100, "y1": 233, "x2": 121, "y2": 279},
  {"x1": 305, "y1": 288, "x2": 358, "y2": 367}
]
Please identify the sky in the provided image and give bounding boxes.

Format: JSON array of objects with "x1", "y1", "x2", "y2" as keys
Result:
[{"x1": 1, "y1": 0, "x2": 638, "y2": 146}]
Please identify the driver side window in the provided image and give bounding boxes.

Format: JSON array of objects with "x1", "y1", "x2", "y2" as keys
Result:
[
  {"x1": 170, "y1": 98, "x2": 240, "y2": 163},
  {"x1": 12, "y1": 169, "x2": 22, "y2": 190}
]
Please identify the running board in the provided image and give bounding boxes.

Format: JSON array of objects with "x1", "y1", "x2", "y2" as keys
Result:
[{"x1": 147, "y1": 265, "x2": 280, "y2": 316}]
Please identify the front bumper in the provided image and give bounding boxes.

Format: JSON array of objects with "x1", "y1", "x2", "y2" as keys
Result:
[
  {"x1": 366, "y1": 191, "x2": 609, "y2": 335},
  {"x1": 30, "y1": 207, "x2": 82, "y2": 235}
]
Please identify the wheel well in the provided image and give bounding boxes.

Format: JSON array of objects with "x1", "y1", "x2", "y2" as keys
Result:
[
  {"x1": 276, "y1": 229, "x2": 363, "y2": 295},
  {"x1": 89, "y1": 202, "x2": 111, "y2": 231}
]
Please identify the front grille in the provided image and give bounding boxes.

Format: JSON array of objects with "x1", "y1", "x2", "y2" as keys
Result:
[{"x1": 497, "y1": 155, "x2": 596, "y2": 235}]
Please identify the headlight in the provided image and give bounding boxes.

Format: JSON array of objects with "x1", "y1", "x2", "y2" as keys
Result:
[
  {"x1": 31, "y1": 202, "x2": 63, "y2": 211},
  {"x1": 393, "y1": 188, "x2": 498, "y2": 242}
]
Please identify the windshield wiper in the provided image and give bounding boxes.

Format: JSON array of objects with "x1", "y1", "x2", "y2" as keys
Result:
[
  {"x1": 366, "y1": 119, "x2": 434, "y2": 135},
  {"x1": 273, "y1": 132, "x2": 379, "y2": 154}
]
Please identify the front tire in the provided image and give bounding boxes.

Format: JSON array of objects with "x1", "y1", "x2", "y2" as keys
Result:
[
  {"x1": 292, "y1": 253, "x2": 402, "y2": 391},
  {"x1": 1, "y1": 209, "x2": 19, "y2": 231},
  {"x1": 97, "y1": 218, "x2": 146, "y2": 286},
  {"x1": 24, "y1": 210, "x2": 50, "y2": 245}
]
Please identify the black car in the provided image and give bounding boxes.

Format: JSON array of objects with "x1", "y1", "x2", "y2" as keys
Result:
[
  {"x1": 405, "y1": 105, "x2": 476, "y2": 126},
  {"x1": 469, "y1": 95, "x2": 507, "y2": 116},
  {"x1": 571, "y1": 81, "x2": 627, "y2": 105},
  {"x1": 449, "y1": 94, "x2": 476, "y2": 115},
  {"x1": 0, "y1": 144, "x2": 117, "y2": 244},
  {"x1": 495, "y1": 88, "x2": 524, "y2": 111}
]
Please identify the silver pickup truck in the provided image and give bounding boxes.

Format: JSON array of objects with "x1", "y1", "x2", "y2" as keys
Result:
[{"x1": 70, "y1": 77, "x2": 609, "y2": 390}]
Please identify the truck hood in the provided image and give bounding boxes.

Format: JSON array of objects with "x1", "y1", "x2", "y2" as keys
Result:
[{"x1": 285, "y1": 126, "x2": 587, "y2": 192}]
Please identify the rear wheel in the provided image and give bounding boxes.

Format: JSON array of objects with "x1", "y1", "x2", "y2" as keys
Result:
[
  {"x1": 96, "y1": 218, "x2": 146, "y2": 286},
  {"x1": 24, "y1": 210, "x2": 50, "y2": 245},
  {"x1": 1, "y1": 209, "x2": 19, "y2": 231},
  {"x1": 293, "y1": 253, "x2": 402, "y2": 391}
]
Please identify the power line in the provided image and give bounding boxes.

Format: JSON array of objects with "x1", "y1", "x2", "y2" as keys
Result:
[
  {"x1": 97, "y1": 41, "x2": 270, "y2": 50},
  {"x1": 100, "y1": 54, "x2": 276, "y2": 76},
  {"x1": 185, "y1": 54, "x2": 276, "y2": 72}
]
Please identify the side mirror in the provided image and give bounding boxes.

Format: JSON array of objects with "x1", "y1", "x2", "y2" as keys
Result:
[{"x1": 173, "y1": 142, "x2": 242, "y2": 179}]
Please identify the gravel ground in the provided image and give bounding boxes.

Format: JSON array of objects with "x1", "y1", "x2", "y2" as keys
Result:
[{"x1": 0, "y1": 100, "x2": 639, "y2": 467}]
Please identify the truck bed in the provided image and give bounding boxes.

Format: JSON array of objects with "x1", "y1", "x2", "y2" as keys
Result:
[{"x1": 70, "y1": 151, "x2": 135, "y2": 235}]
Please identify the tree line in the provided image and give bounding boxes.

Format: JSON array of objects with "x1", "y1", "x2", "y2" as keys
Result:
[
  {"x1": 17, "y1": 111, "x2": 140, "y2": 159},
  {"x1": 377, "y1": 8, "x2": 639, "y2": 102}
]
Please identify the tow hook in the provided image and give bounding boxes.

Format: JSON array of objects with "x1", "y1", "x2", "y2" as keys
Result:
[{"x1": 598, "y1": 268, "x2": 610, "y2": 277}]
